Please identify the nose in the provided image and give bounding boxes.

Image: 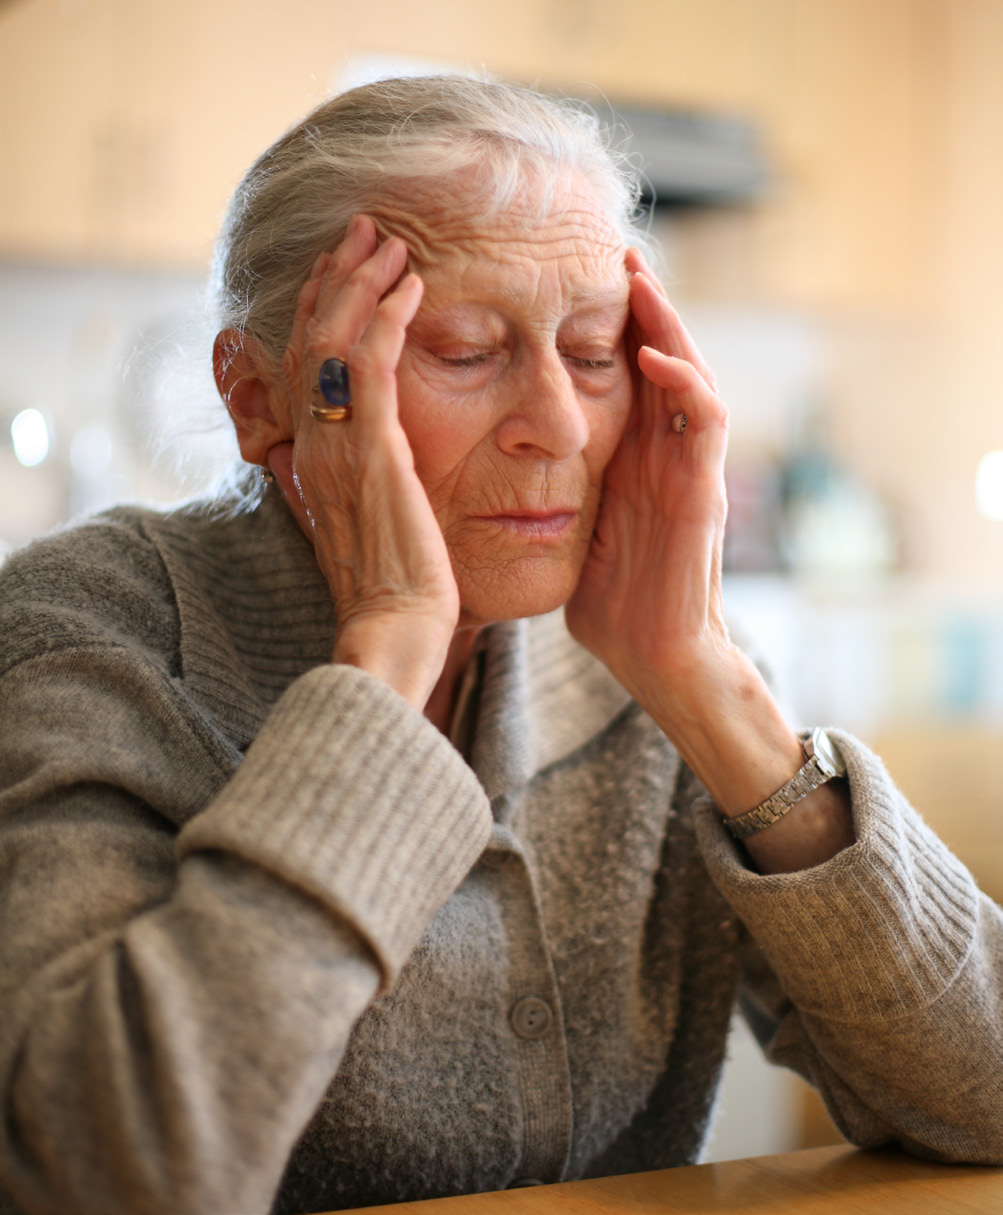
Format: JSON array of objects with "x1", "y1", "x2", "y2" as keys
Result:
[{"x1": 494, "y1": 349, "x2": 590, "y2": 461}]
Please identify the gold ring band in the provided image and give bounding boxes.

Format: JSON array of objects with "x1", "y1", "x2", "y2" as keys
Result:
[{"x1": 309, "y1": 402, "x2": 352, "y2": 422}]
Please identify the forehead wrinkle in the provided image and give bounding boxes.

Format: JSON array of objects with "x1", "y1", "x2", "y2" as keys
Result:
[
  {"x1": 380, "y1": 182, "x2": 629, "y2": 330},
  {"x1": 436, "y1": 228, "x2": 625, "y2": 297},
  {"x1": 417, "y1": 273, "x2": 629, "y2": 340},
  {"x1": 422, "y1": 269, "x2": 627, "y2": 333},
  {"x1": 426, "y1": 207, "x2": 623, "y2": 266},
  {"x1": 374, "y1": 181, "x2": 624, "y2": 261}
]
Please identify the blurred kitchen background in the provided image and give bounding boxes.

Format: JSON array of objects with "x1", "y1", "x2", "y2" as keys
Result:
[{"x1": 1, "y1": 0, "x2": 1001, "y2": 1164}]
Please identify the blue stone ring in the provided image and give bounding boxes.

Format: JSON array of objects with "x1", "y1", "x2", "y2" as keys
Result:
[{"x1": 310, "y1": 357, "x2": 352, "y2": 421}]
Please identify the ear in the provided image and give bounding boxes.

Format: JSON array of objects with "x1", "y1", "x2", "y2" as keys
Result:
[{"x1": 213, "y1": 329, "x2": 291, "y2": 467}]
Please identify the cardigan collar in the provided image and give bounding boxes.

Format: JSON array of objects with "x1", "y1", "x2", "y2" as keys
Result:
[
  {"x1": 471, "y1": 613, "x2": 633, "y2": 800},
  {"x1": 149, "y1": 485, "x2": 633, "y2": 794}
]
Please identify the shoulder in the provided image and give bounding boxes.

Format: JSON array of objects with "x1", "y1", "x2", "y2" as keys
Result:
[{"x1": 0, "y1": 505, "x2": 185, "y2": 678}]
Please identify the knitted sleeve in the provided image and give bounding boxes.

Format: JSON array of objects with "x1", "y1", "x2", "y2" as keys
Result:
[
  {"x1": 693, "y1": 729, "x2": 1003, "y2": 1165},
  {"x1": 0, "y1": 522, "x2": 492, "y2": 1215}
]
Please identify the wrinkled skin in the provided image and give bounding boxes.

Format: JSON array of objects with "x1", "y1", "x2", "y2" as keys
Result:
[
  {"x1": 217, "y1": 168, "x2": 854, "y2": 874},
  {"x1": 379, "y1": 184, "x2": 635, "y2": 626}
]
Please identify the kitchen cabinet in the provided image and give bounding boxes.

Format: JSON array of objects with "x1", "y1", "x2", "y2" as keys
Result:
[
  {"x1": 0, "y1": 0, "x2": 993, "y2": 317},
  {"x1": 3, "y1": 0, "x2": 1002, "y2": 591}
]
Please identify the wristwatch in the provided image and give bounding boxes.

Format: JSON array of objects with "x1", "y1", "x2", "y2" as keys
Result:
[{"x1": 723, "y1": 727, "x2": 846, "y2": 840}]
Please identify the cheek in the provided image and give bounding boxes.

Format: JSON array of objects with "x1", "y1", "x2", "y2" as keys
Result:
[
  {"x1": 586, "y1": 376, "x2": 632, "y2": 472},
  {"x1": 395, "y1": 363, "x2": 492, "y2": 502}
]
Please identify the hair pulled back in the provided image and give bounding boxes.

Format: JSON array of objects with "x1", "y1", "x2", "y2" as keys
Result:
[{"x1": 210, "y1": 75, "x2": 647, "y2": 372}]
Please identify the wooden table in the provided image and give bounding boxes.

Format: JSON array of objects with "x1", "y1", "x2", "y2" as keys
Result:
[{"x1": 349, "y1": 1145, "x2": 1001, "y2": 1213}]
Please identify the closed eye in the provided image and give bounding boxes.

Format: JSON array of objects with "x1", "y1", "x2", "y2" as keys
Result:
[
  {"x1": 567, "y1": 356, "x2": 617, "y2": 370},
  {"x1": 437, "y1": 352, "x2": 494, "y2": 367}
]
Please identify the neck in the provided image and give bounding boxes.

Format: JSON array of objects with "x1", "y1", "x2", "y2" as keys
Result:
[{"x1": 424, "y1": 624, "x2": 484, "y2": 734}]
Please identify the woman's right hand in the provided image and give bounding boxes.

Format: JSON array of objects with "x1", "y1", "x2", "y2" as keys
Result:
[{"x1": 269, "y1": 214, "x2": 460, "y2": 709}]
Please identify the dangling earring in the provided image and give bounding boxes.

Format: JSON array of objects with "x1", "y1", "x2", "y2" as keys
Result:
[{"x1": 260, "y1": 465, "x2": 276, "y2": 486}]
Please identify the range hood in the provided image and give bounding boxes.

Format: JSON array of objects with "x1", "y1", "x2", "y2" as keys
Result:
[{"x1": 587, "y1": 100, "x2": 771, "y2": 209}]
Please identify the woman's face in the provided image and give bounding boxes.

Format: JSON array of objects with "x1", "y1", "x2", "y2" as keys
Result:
[{"x1": 379, "y1": 174, "x2": 633, "y2": 626}]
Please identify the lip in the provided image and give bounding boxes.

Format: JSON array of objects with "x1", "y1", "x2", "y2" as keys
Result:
[{"x1": 475, "y1": 510, "x2": 579, "y2": 539}]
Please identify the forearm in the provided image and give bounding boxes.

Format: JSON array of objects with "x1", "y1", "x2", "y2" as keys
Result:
[
  {"x1": 0, "y1": 660, "x2": 492, "y2": 1213},
  {"x1": 795, "y1": 939, "x2": 1003, "y2": 1165},
  {"x1": 333, "y1": 620, "x2": 447, "y2": 710},
  {"x1": 700, "y1": 739, "x2": 1002, "y2": 1165},
  {"x1": 638, "y1": 648, "x2": 854, "y2": 874},
  {"x1": 0, "y1": 859, "x2": 381, "y2": 1215}
]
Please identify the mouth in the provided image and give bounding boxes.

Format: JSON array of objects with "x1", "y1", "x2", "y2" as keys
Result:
[{"x1": 475, "y1": 509, "x2": 580, "y2": 539}]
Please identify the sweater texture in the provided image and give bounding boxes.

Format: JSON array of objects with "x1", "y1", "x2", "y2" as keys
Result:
[{"x1": 0, "y1": 489, "x2": 999, "y2": 1215}]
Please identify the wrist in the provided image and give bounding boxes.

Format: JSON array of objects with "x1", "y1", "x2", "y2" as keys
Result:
[
  {"x1": 646, "y1": 652, "x2": 856, "y2": 872},
  {"x1": 332, "y1": 614, "x2": 452, "y2": 709},
  {"x1": 640, "y1": 647, "x2": 805, "y2": 817}
]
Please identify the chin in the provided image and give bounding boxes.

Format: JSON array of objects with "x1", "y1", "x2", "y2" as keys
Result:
[{"x1": 455, "y1": 561, "x2": 579, "y2": 627}]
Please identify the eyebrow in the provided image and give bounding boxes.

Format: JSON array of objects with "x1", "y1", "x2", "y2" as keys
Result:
[
  {"x1": 560, "y1": 291, "x2": 630, "y2": 324},
  {"x1": 565, "y1": 285, "x2": 630, "y2": 311},
  {"x1": 418, "y1": 277, "x2": 629, "y2": 322}
]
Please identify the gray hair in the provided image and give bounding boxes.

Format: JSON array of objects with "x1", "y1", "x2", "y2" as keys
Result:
[{"x1": 210, "y1": 74, "x2": 650, "y2": 372}]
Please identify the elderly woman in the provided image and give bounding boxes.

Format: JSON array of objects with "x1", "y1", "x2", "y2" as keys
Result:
[{"x1": 0, "y1": 76, "x2": 999, "y2": 1215}]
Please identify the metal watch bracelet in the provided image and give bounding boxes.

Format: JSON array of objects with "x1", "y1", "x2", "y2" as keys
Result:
[{"x1": 723, "y1": 727, "x2": 846, "y2": 841}]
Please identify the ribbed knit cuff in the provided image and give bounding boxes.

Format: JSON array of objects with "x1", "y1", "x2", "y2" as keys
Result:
[
  {"x1": 178, "y1": 665, "x2": 492, "y2": 989},
  {"x1": 695, "y1": 729, "x2": 980, "y2": 1021}
]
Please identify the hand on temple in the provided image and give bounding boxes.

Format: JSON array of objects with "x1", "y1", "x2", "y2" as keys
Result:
[{"x1": 271, "y1": 216, "x2": 460, "y2": 710}]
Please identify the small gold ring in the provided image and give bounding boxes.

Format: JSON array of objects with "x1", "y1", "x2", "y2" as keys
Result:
[{"x1": 309, "y1": 402, "x2": 353, "y2": 422}]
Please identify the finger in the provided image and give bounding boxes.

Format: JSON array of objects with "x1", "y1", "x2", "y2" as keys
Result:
[
  {"x1": 312, "y1": 213, "x2": 379, "y2": 319},
  {"x1": 625, "y1": 246, "x2": 669, "y2": 301},
  {"x1": 637, "y1": 345, "x2": 728, "y2": 460},
  {"x1": 304, "y1": 235, "x2": 410, "y2": 374},
  {"x1": 341, "y1": 273, "x2": 425, "y2": 437},
  {"x1": 284, "y1": 221, "x2": 378, "y2": 418},
  {"x1": 284, "y1": 250, "x2": 330, "y2": 379},
  {"x1": 290, "y1": 216, "x2": 376, "y2": 363},
  {"x1": 629, "y1": 267, "x2": 717, "y2": 392},
  {"x1": 630, "y1": 272, "x2": 715, "y2": 386}
]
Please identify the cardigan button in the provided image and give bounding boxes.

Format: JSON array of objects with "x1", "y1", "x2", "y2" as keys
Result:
[{"x1": 510, "y1": 996, "x2": 553, "y2": 1039}]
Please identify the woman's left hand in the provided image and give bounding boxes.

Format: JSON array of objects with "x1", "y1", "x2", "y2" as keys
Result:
[
  {"x1": 565, "y1": 248, "x2": 735, "y2": 727},
  {"x1": 568, "y1": 251, "x2": 855, "y2": 872}
]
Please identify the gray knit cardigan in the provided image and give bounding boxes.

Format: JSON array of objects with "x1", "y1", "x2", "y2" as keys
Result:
[{"x1": 0, "y1": 489, "x2": 999, "y2": 1215}]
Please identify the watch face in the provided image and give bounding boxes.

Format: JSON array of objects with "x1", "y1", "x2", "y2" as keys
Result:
[{"x1": 811, "y1": 728, "x2": 846, "y2": 778}]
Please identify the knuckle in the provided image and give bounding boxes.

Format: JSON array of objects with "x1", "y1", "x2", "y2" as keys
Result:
[
  {"x1": 346, "y1": 344, "x2": 385, "y2": 380},
  {"x1": 303, "y1": 322, "x2": 344, "y2": 364},
  {"x1": 345, "y1": 256, "x2": 386, "y2": 295},
  {"x1": 709, "y1": 395, "x2": 729, "y2": 428},
  {"x1": 347, "y1": 347, "x2": 398, "y2": 393},
  {"x1": 675, "y1": 362, "x2": 706, "y2": 399},
  {"x1": 325, "y1": 243, "x2": 357, "y2": 281},
  {"x1": 302, "y1": 339, "x2": 332, "y2": 365},
  {"x1": 294, "y1": 276, "x2": 317, "y2": 309}
]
